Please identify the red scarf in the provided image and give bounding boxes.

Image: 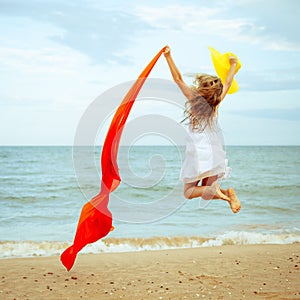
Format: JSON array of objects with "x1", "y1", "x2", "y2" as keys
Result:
[{"x1": 61, "y1": 46, "x2": 167, "y2": 271}]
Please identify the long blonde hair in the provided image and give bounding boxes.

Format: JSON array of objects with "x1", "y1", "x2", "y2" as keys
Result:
[{"x1": 183, "y1": 74, "x2": 223, "y2": 131}]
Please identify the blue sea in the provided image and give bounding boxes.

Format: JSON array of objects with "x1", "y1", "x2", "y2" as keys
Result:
[{"x1": 0, "y1": 146, "x2": 299, "y2": 258}]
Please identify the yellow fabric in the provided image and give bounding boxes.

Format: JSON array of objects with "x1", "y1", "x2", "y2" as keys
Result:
[{"x1": 208, "y1": 47, "x2": 241, "y2": 94}]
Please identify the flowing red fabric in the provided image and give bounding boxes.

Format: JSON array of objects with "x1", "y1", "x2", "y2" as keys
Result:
[{"x1": 60, "y1": 47, "x2": 167, "y2": 271}]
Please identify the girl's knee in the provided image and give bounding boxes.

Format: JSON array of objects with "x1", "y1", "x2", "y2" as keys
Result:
[
  {"x1": 183, "y1": 189, "x2": 193, "y2": 200},
  {"x1": 183, "y1": 181, "x2": 199, "y2": 200}
]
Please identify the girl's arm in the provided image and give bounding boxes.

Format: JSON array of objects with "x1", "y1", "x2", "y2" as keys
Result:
[
  {"x1": 164, "y1": 47, "x2": 195, "y2": 100},
  {"x1": 220, "y1": 57, "x2": 238, "y2": 101}
]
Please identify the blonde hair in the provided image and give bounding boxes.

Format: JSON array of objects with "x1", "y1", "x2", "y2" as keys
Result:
[{"x1": 183, "y1": 74, "x2": 223, "y2": 131}]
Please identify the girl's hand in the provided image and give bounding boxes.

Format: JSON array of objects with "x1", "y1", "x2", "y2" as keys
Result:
[
  {"x1": 229, "y1": 56, "x2": 238, "y2": 66},
  {"x1": 164, "y1": 46, "x2": 171, "y2": 57}
]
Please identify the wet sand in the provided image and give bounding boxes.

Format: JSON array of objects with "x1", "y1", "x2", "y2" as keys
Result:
[{"x1": 1, "y1": 244, "x2": 299, "y2": 299}]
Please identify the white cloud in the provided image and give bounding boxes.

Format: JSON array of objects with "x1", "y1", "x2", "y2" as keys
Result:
[
  {"x1": 133, "y1": 4, "x2": 300, "y2": 51},
  {"x1": 0, "y1": 46, "x2": 87, "y2": 75}
]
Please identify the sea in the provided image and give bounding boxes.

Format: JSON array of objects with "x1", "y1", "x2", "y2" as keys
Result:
[{"x1": 0, "y1": 145, "x2": 299, "y2": 258}]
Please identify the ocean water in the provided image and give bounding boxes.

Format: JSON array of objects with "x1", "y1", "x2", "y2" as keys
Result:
[{"x1": 0, "y1": 146, "x2": 299, "y2": 258}]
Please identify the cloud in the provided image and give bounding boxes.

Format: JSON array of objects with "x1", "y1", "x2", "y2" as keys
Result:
[
  {"x1": 134, "y1": 5, "x2": 251, "y2": 36},
  {"x1": 231, "y1": 0, "x2": 300, "y2": 49},
  {"x1": 133, "y1": 2, "x2": 300, "y2": 51},
  {"x1": 0, "y1": 46, "x2": 88, "y2": 75},
  {"x1": 238, "y1": 67, "x2": 300, "y2": 91},
  {"x1": 0, "y1": 0, "x2": 152, "y2": 64},
  {"x1": 230, "y1": 108, "x2": 300, "y2": 121}
]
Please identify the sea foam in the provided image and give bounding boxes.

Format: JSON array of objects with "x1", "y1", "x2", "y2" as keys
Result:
[{"x1": 1, "y1": 232, "x2": 299, "y2": 258}]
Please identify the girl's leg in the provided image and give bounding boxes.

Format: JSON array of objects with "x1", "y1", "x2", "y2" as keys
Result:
[
  {"x1": 183, "y1": 176, "x2": 229, "y2": 201},
  {"x1": 183, "y1": 176, "x2": 241, "y2": 213}
]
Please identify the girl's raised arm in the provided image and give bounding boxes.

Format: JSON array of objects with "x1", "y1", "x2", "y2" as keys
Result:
[
  {"x1": 220, "y1": 57, "x2": 238, "y2": 101},
  {"x1": 164, "y1": 47, "x2": 195, "y2": 100}
]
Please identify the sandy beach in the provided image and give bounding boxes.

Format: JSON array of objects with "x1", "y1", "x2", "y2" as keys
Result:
[{"x1": 0, "y1": 244, "x2": 299, "y2": 299}]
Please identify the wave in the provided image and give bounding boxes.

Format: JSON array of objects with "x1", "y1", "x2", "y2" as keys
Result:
[
  {"x1": 1, "y1": 231, "x2": 299, "y2": 258},
  {"x1": 201, "y1": 231, "x2": 300, "y2": 246}
]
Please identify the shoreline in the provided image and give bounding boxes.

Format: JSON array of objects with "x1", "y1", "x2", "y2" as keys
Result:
[
  {"x1": 2, "y1": 231, "x2": 300, "y2": 259},
  {"x1": 1, "y1": 244, "x2": 299, "y2": 299}
]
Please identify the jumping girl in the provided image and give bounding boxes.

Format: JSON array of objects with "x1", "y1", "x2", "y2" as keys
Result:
[{"x1": 164, "y1": 46, "x2": 241, "y2": 213}]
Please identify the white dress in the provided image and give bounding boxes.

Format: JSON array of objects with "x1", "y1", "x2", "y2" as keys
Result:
[{"x1": 180, "y1": 118, "x2": 231, "y2": 183}]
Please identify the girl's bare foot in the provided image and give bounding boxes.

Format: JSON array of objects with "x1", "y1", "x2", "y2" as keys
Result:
[
  {"x1": 202, "y1": 181, "x2": 230, "y2": 201},
  {"x1": 227, "y1": 188, "x2": 241, "y2": 213}
]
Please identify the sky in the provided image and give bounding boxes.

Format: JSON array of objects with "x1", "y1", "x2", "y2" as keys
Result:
[{"x1": 1, "y1": 0, "x2": 300, "y2": 145}]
